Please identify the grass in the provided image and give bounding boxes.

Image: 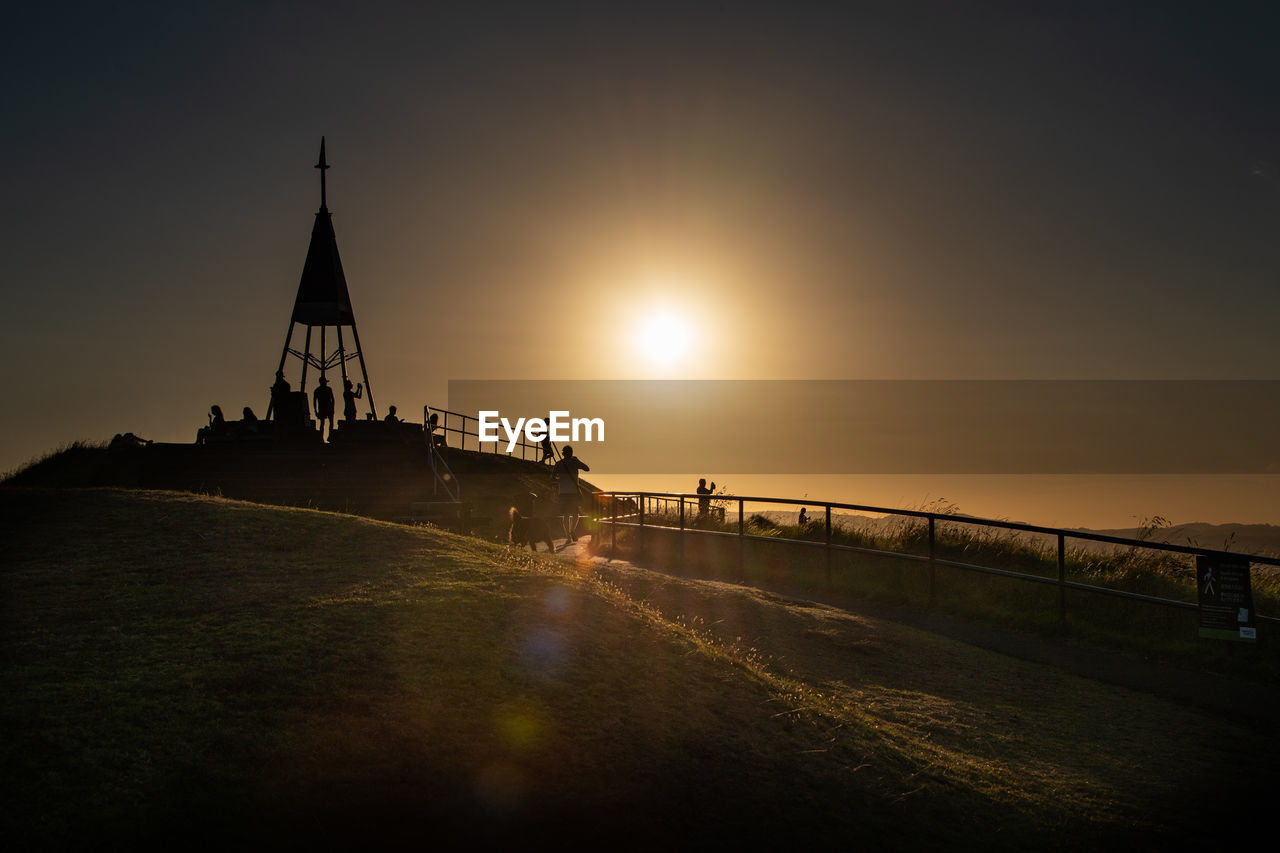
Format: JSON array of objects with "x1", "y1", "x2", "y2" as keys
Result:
[
  {"x1": 598, "y1": 502, "x2": 1280, "y2": 682},
  {"x1": 3, "y1": 440, "x2": 115, "y2": 486},
  {"x1": 2, "y1": 487, "x2": 1277, "y2": 848},
  {"x1": 0, "y1": 440, "x2": 596, "y2": 533}
]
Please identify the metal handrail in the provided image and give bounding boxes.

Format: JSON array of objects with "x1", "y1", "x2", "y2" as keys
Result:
[
  {"x1": 598, "y1": 490, "x2": 1280, "y2": 567},
  {"x1": 425, "y1": 406, "x2": 559, "y2": 463},
  {"x1": 592, "y1": 490, "x2": 1279, "y2": 627}
]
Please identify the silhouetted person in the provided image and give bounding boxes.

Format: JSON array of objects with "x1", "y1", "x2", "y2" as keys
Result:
[
  {"x1": 110, "y1": 432, "x2": 145, "y2": 449},
  {"x1": 313, "y1": 377, "x2": 336, "y2": 439},
  {"x1": 554, "y1": 445, "x2": 590, "y2": 542},
  {"x1": 384, "y1": 405, "x2": 400, "y2": 423},
  {"x1": 426, "y1": 412, "x2": 445, "y2": 448},
  {"x1": 538, "y1": 413, "x2": 556, "y2": 464},
  {"x1": 798, "y1": 507, "x2": 808, "y2": 526},
  {"x1": 198, "y1": 405, "x2": 226, "y2": 444},
  {"x1": 342, "y1": 378, "x2": 363, "y2": 422},
  {"x1": 696, "y1": 478, "x2": 716, "y2": 515},
  {"x1": 242, "y1": 406, "x2": 260, "y2": 434},
  {"x1": 270, "y1": 371, "x2": 290, "y2": 417}
]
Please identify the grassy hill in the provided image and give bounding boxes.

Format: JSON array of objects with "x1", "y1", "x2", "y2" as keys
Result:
[
  {"x1": 1, "y1": 439, "x2": 595, "y2": 536},
  {"x1": 2, "y1": 487, "x2": 1276, "y2": 849}
]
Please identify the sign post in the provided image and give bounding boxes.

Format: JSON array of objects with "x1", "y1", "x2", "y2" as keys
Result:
[{"x1": 1197, "y1": 555, "x2": 1256, "y2": 642}]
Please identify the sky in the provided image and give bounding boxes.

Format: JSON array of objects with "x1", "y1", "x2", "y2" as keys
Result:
[{"x1": 3, "y1": 1, "x2": 1277, "y2": 526}]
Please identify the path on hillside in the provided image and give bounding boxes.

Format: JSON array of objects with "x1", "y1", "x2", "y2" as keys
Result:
[{"x1": 549, "y1": 535, "x2": 1280, "y2": 729}]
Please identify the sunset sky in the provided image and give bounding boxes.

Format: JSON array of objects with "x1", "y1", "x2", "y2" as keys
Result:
[{"x1": 3, "y1": 2, "x2": 1277, "y2": 526}]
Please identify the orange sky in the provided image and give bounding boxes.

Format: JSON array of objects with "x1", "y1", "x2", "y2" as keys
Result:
[{"x1": 3, "y1": 3, "x2": 1278, "y2": 527}]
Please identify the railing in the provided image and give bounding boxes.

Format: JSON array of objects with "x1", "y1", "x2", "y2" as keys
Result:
[
  {"x1": 592, "y1": 491, "x2": 1280, "y2": 628},
  {"x1": 426, "y1": 427, "x2": 460, "y2": 502},
  {"x1": 424, "y1": 406, "x2": 560, "y2": 464}
]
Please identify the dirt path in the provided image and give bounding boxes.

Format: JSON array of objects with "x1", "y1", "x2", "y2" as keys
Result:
[{"x1": 553, "y1": 535, "x2": 1280, "y2": 730}]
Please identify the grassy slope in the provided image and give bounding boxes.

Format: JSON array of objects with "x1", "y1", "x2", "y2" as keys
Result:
[
  {"x1": 1, "y1": 488, "x2": 1274, "y2": 849},
  {"x1": 1, "y1": 441, "x2": 597, "y2": 536}
]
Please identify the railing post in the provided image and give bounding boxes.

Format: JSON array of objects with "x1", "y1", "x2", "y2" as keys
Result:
[
  {"x1": 928, "y1": 516, "x2": 937, "y2": 608},
  {"x1": 679, "y1": 495, "x2": 685, "y2": 570},
  {"x1": 738, "y1": 498, "x2": 745, "y2": 579},
  {"x1": 825, "y1": 504, "x2": 832, "y2": 587},
  {"x1": 638, "y1": 494, "x2": 645, "y2": 559},
  {"x1": 611, "y1": 495, "x2": 617, "y2": 555},
  {"x1": 1058, "y1": 533, "x2": 1066, "y2": 627}
]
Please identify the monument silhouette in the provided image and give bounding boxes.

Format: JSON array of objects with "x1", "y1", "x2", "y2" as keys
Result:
[
  {"x1": 43, "y1": 139, "x2": 595, "y2": 528},
  {"x1": 268, "y1": 138, "x2": 377, "y2": 427}
]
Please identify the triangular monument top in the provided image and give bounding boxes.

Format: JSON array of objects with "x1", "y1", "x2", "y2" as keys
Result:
[
  {"x1": 291, "y1": 137, "x2": 355, "y2": 326},
  {"x1": 270, "y1": 138, "x2": 377, "y2": 424}
]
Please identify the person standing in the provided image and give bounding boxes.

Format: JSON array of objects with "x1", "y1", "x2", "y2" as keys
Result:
[
  {"x1": 313, "y1": 377, "x2": 336, "y2": 440},
  {"x1": 342, "y1": 378, "x2": 363, "y2": 422},
  {"x1": 696, "y1": 477, "x2": 716, "y2": 516},
  {"x1": 554, "y1": 445, "x2": 590, "y2": 543},
  {"x1": 270, "y1": 371, "x2": 291, "y2": 419}
]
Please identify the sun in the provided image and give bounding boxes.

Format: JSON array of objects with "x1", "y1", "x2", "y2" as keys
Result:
[{"x1": 634, "y1": 310, "x2": 693, "y2": 366}]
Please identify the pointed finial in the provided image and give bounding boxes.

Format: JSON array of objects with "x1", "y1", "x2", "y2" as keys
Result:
[{"x1": 315, "y1": 136, "x2": 330, "y2": 209}]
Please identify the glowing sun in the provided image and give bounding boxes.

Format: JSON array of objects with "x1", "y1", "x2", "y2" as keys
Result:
[{"x1": 634, "y1": 310, "x2": 693, "y2": 366}]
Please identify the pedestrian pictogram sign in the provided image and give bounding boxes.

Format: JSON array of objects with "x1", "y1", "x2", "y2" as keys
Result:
[{"x1": 1197, "y1": 555, "x2": 1256, "y2": 642}]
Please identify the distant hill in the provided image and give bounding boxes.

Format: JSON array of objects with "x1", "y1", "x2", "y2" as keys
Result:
[
  {"x1": 1081, "y1": 522, "x2": 1280, "y2": 558},
  {"x1": 749, "y1": 511, "x2": 1280, "y2": 560}
]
